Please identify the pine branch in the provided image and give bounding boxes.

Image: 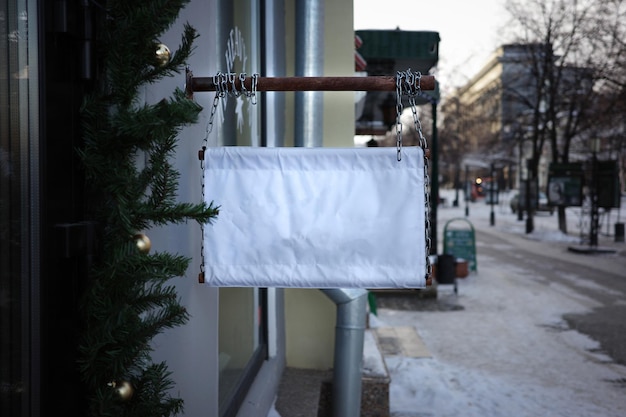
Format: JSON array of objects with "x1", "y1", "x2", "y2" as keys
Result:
[{"x1": 78, "y1": 1, "x2": 209, "y2": 415}]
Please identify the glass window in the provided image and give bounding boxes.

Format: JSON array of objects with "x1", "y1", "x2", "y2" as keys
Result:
[
  {"x1": 1, "y1": 0, "x2": 39, "y2": 416},
  {"x1": 215, "y1": 1, "x2": 267, "y2": 416},
  {"x1": 218, "y1": 288, "x2": 265, "y2": 415}
]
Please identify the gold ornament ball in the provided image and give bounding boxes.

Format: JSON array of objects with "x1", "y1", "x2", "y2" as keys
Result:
[
  {"x1": 111, "y1": 380, "x2": 134, "y2": 401},
  {"x1": 134, "y1": 233, "x2": 151, "y2": 254},
  {"x1": 155, "y1": 43, "x2": 171, "y2": 67}
]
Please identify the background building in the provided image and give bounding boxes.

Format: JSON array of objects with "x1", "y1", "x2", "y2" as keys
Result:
[{"x1": 442, "y1": 43, "x2": 596, "y2": 193}]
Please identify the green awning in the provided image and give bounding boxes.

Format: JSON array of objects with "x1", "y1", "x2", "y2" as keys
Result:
[{"x1": 355, "y1": 30, "x2": 440, "y2": 74}]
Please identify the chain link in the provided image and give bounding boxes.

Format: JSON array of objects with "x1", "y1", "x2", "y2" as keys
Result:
[
  {"x1": 396, "y1": 69, "x2": 433, "y2": 283},
  {"x1": 395, "y1": 72, "x2": 405, "y2": 161},
  {"x1": 249, "y1": 73, "x2": 259, "y2": 105},
  {"x1": 197, "y1": 72, "x2": 259, "y2": 282}
]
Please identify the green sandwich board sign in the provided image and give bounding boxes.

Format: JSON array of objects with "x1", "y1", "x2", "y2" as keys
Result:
[{"x1": 443, "y1": 218, "x2": 477, "y2": 272}]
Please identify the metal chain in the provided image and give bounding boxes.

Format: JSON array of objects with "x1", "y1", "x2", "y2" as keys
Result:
[
  {"x1": 396, "y1": 69, "x2": 433, "y2": 282},
  {"x1": 395, "y1": 72, "x2": 405, "y2": 161},
  {"x1": 228, "y1": 72, "x2": 241, "y2": 97},
  {"x1": 249, "y1": 73, "x2": 259, "y2": 105},
  {"x1": 239, "y1": 73, "x2": 248, "y2": 96},
  {"x1": 197, "y1": 72, "x2": 259, "y2": 283}
]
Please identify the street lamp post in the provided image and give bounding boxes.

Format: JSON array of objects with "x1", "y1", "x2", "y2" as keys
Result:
[
  {"x1": 517, "y1": 139, "x2": 524, "y2": 221},
  {"x1": 490, "y1": 162, "x2": 496, "y2": 226},
  {"x1": 465, "y1": 165, "x2": 470, "y2": 217},
  {"x1": 430, "y1": 102, "x2": 439, "y2": 255},
  {"x1": 453, "y1": 166, "x2": 460, "y2": 207},
  {"x1": 590, "y1": 138, "x2": 600, "y2": 248},
  {"x1": 525, "y1": 158, "x2": 534, "y2": 234}
]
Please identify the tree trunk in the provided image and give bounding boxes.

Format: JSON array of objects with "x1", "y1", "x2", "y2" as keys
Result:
[{"x1": 558, "y1": 206, "x2": 568, "y2": 234}]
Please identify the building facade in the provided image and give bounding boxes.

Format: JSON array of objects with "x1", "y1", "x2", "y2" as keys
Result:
[
  {"x1": 447, "y1": 43, "x2": 600, "y2": 193},
  {"x1": 448, "y1": 44, "x2": 546, "y2": 190},
  {"x1": 1, "y1": 1, "x2": 357, "y2": 416}
]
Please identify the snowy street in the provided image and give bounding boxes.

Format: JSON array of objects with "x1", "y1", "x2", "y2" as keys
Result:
[{"x1": 375, "y1": 189, "x2": 626, "y2": 417}]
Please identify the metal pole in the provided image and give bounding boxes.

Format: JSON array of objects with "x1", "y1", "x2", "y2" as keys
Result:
[
  {"x1": 295, "y1": 0, "x2": 324, "y2": 147},
  {"x1": 525, "y1": 159, "x2": 534, "y2": 234},
  {"x1": 430, "y1": 102, "x2": 438, "y2": 255},
  {"x1": 186, "y1": 73, "x2": 436, "y2": 96},
  {"x1": 517, "y1": 140, "x2": 528, "y2": 222},
  {"x1": 465, "y1": 165, "x2": 469, "y2": 217},
  {"x1": 517, "y1": 139, "x2": 523, "y2": 220},
  {"x1": 590, "y1": 147, "x2": 599, "y2": 247},
  {"x1": 322, "y1": 289, "x2": 368, "y2": 417},
  {"x1": 453, "y1": 166, "x2": 460, "y2": 207},
  {"x1": 297, "y1": 2, "x2": 363, "y2": 416},
  {"x1": 490, "y1": 163, "x2": 495, "y2": 226}
]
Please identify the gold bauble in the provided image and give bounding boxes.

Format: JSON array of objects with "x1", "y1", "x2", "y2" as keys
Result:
[
  {"x1": 155, "y1": 43, "x2": 171, "y2": 67},
  {"x1": 133, "y1": 233, "x2": 151, "y2": 254},
  {"x1": 109, "y1": 380, "x2": 134, "y2": 401}
]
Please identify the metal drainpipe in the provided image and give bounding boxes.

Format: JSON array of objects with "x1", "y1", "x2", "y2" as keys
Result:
[
  {"x1": 295, "y1": 2, "x2": 366, "y2": 416},
  {"x1": 295, "y1": 0, "x2": 323, "y2": 147},
  {"x1": 322, "y1": 289, "x2": 368, "y2": 417},
  {"x1": 216, "y1": 0, "x2": 236, "y2": 146}
]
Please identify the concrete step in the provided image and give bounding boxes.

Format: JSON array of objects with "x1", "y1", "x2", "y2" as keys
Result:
[{"x1": 274, "y1": 367, "x2": 332, "y2": 417}]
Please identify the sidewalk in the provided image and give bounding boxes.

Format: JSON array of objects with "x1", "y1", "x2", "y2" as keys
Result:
[{"x1": 372, "y1": 190, "x2": 626, "y2": 417}]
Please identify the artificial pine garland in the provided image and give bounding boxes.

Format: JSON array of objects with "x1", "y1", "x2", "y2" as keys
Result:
[{"x1": 78, "y1": 1, "x2": 218, "y2": 415}]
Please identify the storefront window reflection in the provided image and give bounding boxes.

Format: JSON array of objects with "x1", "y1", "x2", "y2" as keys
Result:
[
  {"x1": 1, "y1": 1, "x2": 38, "y2": 416},
  {"x1": 215, "y1": 1, "x2": 265, "y2": 416},
  {"x1": 218, "y1": 288, "x2": 260, "y2": 408}
]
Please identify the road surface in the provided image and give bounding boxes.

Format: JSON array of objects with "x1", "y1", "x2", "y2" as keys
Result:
[{"x1": 475, "y1": 221, "x2": 626, "y2": 366}]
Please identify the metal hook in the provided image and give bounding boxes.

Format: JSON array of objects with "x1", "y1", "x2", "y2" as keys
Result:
[
  {"x1": 250, "y1": 73, "x2": 259, "y2": 105},
  {"x1": 239, "y1": 72, "x2": 248, "y2": 96}
]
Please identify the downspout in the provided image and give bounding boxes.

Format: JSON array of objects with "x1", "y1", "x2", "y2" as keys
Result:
[
  {"x1": 295, "y1": 2, "x2": 366, "y2": 416},
  {"x1": 295, "y1": 0, "x2": 323, "y2": 147},
  {"x1": 216, "y1": 0, "x2": 236, "y2": 146},
  {"x1": 322, "y1": 289, "x2": 368, "y2": 417}
]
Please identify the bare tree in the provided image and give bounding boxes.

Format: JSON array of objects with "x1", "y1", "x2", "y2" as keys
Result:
[
  {"x1": 587, "y1": 0, "x2": 626, "y2": 190},
  {"x1": 503, "y1": 0, "x2": 625, "y2": 233}
]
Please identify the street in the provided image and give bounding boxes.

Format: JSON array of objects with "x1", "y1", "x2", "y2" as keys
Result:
[
  {"x1": 373, "y1": 190, "x2": 626, "y2": 417},
  {"x1": 476, "y1": 220, "x2": 626, "y2": 366}
]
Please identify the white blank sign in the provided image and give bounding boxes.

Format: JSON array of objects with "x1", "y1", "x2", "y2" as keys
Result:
[{"x1": 203, "y1": 146, "x2": 426, "y2": 288}]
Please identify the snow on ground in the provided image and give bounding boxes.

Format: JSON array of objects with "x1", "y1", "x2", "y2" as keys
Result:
[
  {"x1": 266, "y1": 399, "x2": 281, "y2": 417},
  {"x1": 373, "y1": 189, "x2": 626, "y2": 417},
  {"x1": 374, "y1": 273, "x2": 626, "y2": 417}
]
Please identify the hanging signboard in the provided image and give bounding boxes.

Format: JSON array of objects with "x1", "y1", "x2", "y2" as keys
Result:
[
  {"x1": 547, "y1": 163, "x2": 583, "y2": 207},
  {"x1": 202, "y1": 146, "x2": 428, "y2": 289}
]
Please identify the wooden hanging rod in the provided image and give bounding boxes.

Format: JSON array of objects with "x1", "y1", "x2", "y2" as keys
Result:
[{"x1": 185, "y1": 70, "x2": 435, "y2": 98}]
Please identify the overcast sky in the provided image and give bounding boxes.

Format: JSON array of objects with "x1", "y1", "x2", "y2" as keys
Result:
[{"x1": 353, "y1": 0, "x2": 510, "y2": 94}]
